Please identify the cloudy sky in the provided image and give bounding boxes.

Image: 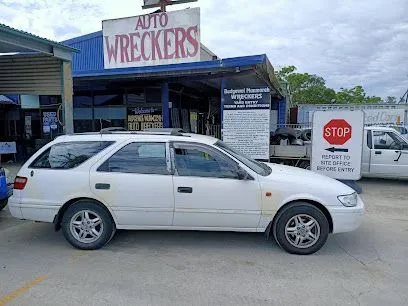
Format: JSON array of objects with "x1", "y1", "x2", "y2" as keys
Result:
[{"x1": 1, "y1": 0, "x2": 407, "y2": 99}]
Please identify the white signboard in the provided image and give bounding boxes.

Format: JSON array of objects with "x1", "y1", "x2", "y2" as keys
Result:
[
  {"x1": 0, "y1": 142, "x2": 17, "y2": 154},
  {"x1": 103, "y1": 8, "x2": 200, "y2": 69},
  {"x1": 308, "y1": 108, "x2": 406, "y2": 125},
  {"x1": 311, "y1": 111, "x2": 364, "y2": 180},
  {"x1": 222, "y1": 87, "x2": 271, "y2": 160}
]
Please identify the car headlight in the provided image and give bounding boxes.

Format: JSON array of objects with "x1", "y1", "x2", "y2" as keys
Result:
[{"x1": 338, "y1": 192, "x2": 358, "y2": 207}]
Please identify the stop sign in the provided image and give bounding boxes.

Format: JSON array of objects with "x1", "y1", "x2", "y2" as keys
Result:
[{"x1": 323, "y1": 119, "x2": 352, "y2": 145}]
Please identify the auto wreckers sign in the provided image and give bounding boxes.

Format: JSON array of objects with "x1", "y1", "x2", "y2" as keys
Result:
[{"x1": 102, "y1": 8, "x2": 200, "y2": 69}]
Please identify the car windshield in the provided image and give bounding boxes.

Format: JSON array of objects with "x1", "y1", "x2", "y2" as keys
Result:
[{"x1": 215, "y1": 140, "x2": 272, "y2": 176}]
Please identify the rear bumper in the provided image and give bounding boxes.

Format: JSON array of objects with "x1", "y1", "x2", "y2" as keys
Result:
[
  {"x1": 8, "y1": 196, "x2": 58, "y2": 223},
  {"x1": 328, "y1": 197, "x2": 365, "y2": 234}
]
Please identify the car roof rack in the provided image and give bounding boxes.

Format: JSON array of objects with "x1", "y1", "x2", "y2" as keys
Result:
[
  {"x1": 143, "y1": 128, "x2": 186, "y2": 136},
  {"x1": 100, "y1": 127, "x2": 128, "y2": 134},
  {"x1": 98, "y1": 127, "x2": 186, "y2": 137}
]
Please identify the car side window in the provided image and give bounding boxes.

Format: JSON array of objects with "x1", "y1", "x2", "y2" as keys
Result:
[
  {"x1": 98, "y1": 142, "x2": 169, "y2": 175},
  {"x1": 173, "y1": 143, "x2": 239, "y2": 179},
  {"x1": 30, "y1": 141, "x2": 114, "y2": 169}
]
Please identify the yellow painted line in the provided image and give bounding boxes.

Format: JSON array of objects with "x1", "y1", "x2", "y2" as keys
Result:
[{"x1": 0, "y1": 275, "x2": 46, "y2": 306}]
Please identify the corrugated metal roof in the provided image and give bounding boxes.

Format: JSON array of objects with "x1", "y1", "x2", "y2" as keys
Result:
[{"x1": 0, "y1": 23, "x2": 78, "y2": 52}]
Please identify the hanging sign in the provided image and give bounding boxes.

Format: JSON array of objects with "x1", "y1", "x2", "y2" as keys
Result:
[{"x1": 103, "y1": 8, "x2": 200, "y2": 68}]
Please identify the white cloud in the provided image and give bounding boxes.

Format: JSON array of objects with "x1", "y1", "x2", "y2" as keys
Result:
[{"x1": 1, "y1": 0, "x2": 407, "y2": 100}]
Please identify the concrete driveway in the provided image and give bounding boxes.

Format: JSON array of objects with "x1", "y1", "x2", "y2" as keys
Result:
[{"x1": 0, "y1": 179, "x2": 407, "y2": 305}]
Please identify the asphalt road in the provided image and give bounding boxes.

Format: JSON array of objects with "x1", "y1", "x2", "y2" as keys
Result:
[{"x1": 0, "y1": 179, "x2": 407, "y2": 306}]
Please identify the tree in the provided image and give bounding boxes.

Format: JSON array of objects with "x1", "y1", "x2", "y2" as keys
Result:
[
  {"x1": 335, "y1": 86, "x2": 383, "y2": 104},
  {"x1": 276, "y1": 66, "x2": 336, "y2": 106},
  {"x1": 385, "y1": 96, "x2": 397, "y2": 104},
  {"x1": 276, "y1": 66, "x2": 384, "y2": 105}
]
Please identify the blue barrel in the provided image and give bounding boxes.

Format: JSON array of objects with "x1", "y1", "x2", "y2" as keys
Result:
[{"x1": 0, "y1": 168, "x2": 9, "y2": 200}]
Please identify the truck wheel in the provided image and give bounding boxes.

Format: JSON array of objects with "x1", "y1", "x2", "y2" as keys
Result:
[
  {"x1": 273, "y1": 202, "x2": 329, "y2": 255},
  {"x1": 61, "y1": 200, "x2": 115, "y2": 250},
  {"x1": 0, "y1": 199, "x2": 7, "y2": 211}
]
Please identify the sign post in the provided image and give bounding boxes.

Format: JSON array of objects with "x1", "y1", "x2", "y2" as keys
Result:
[{"x1": 311, "y1": 111, "x2": 364, "y2": 180}]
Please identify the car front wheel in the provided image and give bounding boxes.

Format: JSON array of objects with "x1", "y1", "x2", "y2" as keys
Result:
[
  {"x1": 273, "y1": 202, "x2": 329, "y2": 255},
  {"x1": 61, "y1": 201, "x2": 115, "y2": 250}
]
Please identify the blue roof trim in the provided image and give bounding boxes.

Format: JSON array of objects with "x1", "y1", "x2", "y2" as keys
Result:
[
  {"x1": 73, "y1": 54, "x2": 267, "y2": 78},
  {"x1": 62, "y1": 31, "x2": 103, "y2": 45}
]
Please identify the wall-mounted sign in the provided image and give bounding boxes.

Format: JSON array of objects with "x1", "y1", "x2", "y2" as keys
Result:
[
  {"x1": 128, "y1": 107, "x2": 163, "y2": 131},
  {"x1": 311, "y1": 111, "x2": 364, "y2": 180},
  {"x1": 222, "y1": 87, "x2": 271, "y2": 160},
  {"x1": 0, "y1": 142, "x2": 17, "y2": 154},
  {"x1": 42, "y1": 111, "x2": 58, "y2": 134},
  {"x1": 103, "y1": 8, "x2": 200, "y2": 69}
]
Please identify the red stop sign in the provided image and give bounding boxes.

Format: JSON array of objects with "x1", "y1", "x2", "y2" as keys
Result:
[{"x1": 323, "y1": 119, "x2": 352, "y2": 145}]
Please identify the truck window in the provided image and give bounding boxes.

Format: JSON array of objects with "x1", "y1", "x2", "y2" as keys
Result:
[
  {"x1": 367, "y1": 130, "x2": 373, "y2": 149},
  {"x1": 373, "y1": 131, "x2": 406, "y2": 150}
]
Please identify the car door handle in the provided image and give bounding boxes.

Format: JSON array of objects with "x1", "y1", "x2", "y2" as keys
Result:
[
  {"x1": 95, "y1": 183, "x2": 110, "y2": 190},
  {"x1": 177, "y1": 187, "x2": 193, "y2": 193},
  {"x1": 375, "y1": 151, "x2": 382, "y2": 155}
]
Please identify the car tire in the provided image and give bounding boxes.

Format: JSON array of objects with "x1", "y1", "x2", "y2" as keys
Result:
[
  {"x1": 61, "y1": 200, "x2": 115, "y2": 250},
  {"x1": 0, "y1": 199, "x2": 7, "y2": 211},
  {"x1": 273, "y1": 202, "x2": 329, "y2": 255}
]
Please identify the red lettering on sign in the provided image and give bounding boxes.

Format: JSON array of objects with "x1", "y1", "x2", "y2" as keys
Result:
[
  {"x1": 163, "y1": 28, "x2": 175, "y2": 60},
  {"x1": 151, "y1": 30, "x2": 163, "y2": 60},
  {"x1": 323, "y1": 119, "x2": 352, "y2": 145},
  {"x1": 186, "y1": 25, "x2": 199, "y2": 57},
  {"x1": 174, "y1": 27, "x2": 187, "y2": 59},
  {"x1": 119, "y1": 35, "x2": 130, "y2": 62},
  {"x1": 141, "y1": 32, "x2": 151, "y2": 61},
  {"x1": 104, "y1": 35, "x2": 119, "y2": 63},
  {"x1": 129, "y1": 32, "x2": 141, "y2": 62}
]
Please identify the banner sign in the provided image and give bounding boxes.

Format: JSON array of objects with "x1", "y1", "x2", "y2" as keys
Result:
[
  {"x1": 222, "y1": 87, "x2": 271, "y2": 160},
  {"x1": 128, "y1": 107, "x2": 162, "y2": 131},
  {"x1": 103, "y1": 8, "x2": 200, "y2": 69}
]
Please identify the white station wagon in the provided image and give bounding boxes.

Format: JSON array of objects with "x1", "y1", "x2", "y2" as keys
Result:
[{"x1": 8, "y1": 128, "x2": 365, "y2": 255}]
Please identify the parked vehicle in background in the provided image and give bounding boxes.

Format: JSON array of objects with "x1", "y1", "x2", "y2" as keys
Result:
[
  {"x1": 0, "y1": 167, "x2": 12, "y2": 210},
  {"x1": 270, "y1": 126, "x2": 408, "y2": 179},
  {"x1": 295, "y1": 104, "x2": 408, "y2": 127},
  {"x1": 8, "y1": 129, "x2": 364, "y2": 255}
]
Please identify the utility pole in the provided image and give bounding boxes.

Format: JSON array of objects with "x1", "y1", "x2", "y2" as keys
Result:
[{"x1": 142, "y1": 0, "x2": 198, "y2": 11}]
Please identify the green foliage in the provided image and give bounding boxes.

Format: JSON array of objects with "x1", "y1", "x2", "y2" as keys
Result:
[
  {"x1": 385, "y1": 96, "x2": 397, "y2": 104},
  {"x1": 276, "y1": 66, "x2": 384, "y2": 105}
]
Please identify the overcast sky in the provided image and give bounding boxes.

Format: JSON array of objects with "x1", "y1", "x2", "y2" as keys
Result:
[{"x1": 1, "y1": 0, "x2": 407, "y2": 100}]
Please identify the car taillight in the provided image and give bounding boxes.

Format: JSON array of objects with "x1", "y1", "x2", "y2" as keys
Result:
[{"x1": 14, "y1": 176, "x2": 28, "y2": 190}]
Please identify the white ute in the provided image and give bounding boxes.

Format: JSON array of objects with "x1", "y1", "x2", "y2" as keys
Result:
[{"x1": 8, "y1": 129, "x2": 365, "y2": 255}]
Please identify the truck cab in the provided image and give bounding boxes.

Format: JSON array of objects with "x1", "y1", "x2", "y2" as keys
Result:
[{"x1": 362, "y1": 127, "x2": 408, "y2": 178}]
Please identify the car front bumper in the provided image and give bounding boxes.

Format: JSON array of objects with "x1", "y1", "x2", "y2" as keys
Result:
[{"x1": 328, "y1": 196, "x2": 365, "y2": 234}]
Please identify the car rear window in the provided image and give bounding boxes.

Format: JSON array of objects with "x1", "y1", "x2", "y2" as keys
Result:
[{"x1": 30, "y1": 141, "x2": 114, "y2": 169}]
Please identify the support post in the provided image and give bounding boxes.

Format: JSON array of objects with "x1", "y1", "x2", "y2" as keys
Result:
[
  {"x1": 220, "y1": 78, "x2": 226, "y2": 139},
  {"x1": 162, "y1": 82, "x2": 170, "y2": 128},
  {"x1": 61, "y1": 61, "x2": 74, "y2": 134}
]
